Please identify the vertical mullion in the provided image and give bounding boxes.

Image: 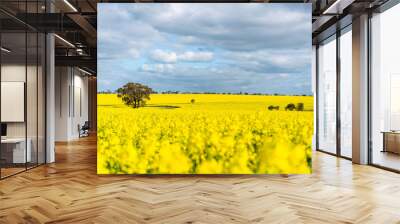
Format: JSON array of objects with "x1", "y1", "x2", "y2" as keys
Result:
[
  {"x1": 44, "y1": 0, "x2": 48, "y2": 164},
  {"x1": 316, "y1": 45, "x2": 320, "y2": 151},
  {"x1": 0, "y1": 23, "x2": 2, "y2": 179},
  {"x1": 44, "y1": 30, "x2": 47, "y2": 164},
  {"x1": 336, "y1": 28, "x2": 341, "y2": 157},
  {"x1": 36, "y1": 0, "x2": 39, "y2": 167},
  {"x1": 60, "y1": 68, "x2": 61, "y2": 117},
  {"x1": 367, "y1": 11, "x2": 373, "y2": 165},
  {"x1": 25, "y1": 0, "x2": 28, "y2": 171}
]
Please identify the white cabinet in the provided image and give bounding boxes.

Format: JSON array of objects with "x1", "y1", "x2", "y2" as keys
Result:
[{"x1": 1, "y1": 138, "x2": 32, "y2": 163}]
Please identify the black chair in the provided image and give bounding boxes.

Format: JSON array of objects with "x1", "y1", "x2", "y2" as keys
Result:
[{"x1": 79, "y1": 121, "x2": 90, "y2": 138}]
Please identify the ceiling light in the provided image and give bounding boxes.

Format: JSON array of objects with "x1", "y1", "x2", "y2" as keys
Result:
[
  {"x1": 63, "y1": 0, "x2": 78, "y2": 12},
  {"x1": 1, "y1": 47, "x2": 11, "y2": 53},
  {"x1": 322, "y1": 0, "x2": 343, "y2": 15},
  {"x1": 54, "y1": 34, "x2": 75, "y2": 48},
  {"x1": 322, "y1": 0, "x2": 356, "y2": 15},
  {"x1": 78, "y1": 67, "x2": 92, "y2": 76}
]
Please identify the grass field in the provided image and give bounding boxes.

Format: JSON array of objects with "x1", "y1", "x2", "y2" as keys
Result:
[{"x1": 97, "y1": 94, "x2": 314, "y2": 174}]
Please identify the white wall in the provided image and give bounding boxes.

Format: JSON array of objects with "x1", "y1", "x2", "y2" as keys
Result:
[
  {"x1": 55, "y1": 67, "x2": 69, "y2": 141},
  {"x1": 1, "y1": 63, "x2": 46, "y2": 164},
  {"x1": 1, "y1": 65, "x2": 38, "y2": 138},
  {"x1": 55, "y1": 67, "x2": 89, "y2": 141}
]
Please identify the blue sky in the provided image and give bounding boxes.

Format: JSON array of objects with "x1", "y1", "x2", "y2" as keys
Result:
[{"x1": 98, "y1": 3, "x2": 311, "y2": 95}]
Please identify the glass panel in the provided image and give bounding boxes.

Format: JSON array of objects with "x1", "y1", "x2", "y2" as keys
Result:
[
  {"x1": 1, "y1": 30, "x2": 27, "y2": 177},
  {"x1": 0, "y1": 1, "x2": 46, "y2": 178},
  {"x1": 38, "y1": 32, "x2": 45, "y2": 165},
  {"x1": 27, "y1": 31, "x2": 38, "y2": 169},
  {"x1": 26, "y1": 0, "x2": 39, "y2": 169},
  {"x1": 340, "y1": 27, "x2": 352, "y2": 158},
  {"x1": 371, "y1": 4, "x2": 400, "y2": 171},
  {"x1": 318, "y1": 35, "x2": 337, "y2": 154}
]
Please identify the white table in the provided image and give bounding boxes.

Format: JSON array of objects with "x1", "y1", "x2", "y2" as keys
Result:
[{"x1": 1, "y1": 138, "x2": 31, "y2": 163}]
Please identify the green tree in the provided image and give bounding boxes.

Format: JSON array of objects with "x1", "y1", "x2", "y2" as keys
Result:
[
  {"x1": 268, "y1": 105, "x2": 279, "y2": 111},
  {"x1": 285, "y1": 103, "x2": 296, "y2": 111},
  {"x1": 296, "y1": 103, "x2": 304, "y2": 111},
  {"x1": 117, "y1": 82, "x2": 153, "y2": 108}
]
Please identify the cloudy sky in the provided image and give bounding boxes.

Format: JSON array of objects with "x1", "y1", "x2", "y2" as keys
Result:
[{"x1": 98, "y1": 3, "x2": 311, "y2": 95}]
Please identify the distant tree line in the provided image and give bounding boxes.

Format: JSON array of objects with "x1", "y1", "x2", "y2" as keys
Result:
[
  {"x1": 156, "y1": 91, "x2": 311, "y2": 96},
  {"x1": 268, "y1": 103, "x2": 305, "y2": 111},
  {"x1": 99, "y1": 90, "x2": 311, "y2": 97}
]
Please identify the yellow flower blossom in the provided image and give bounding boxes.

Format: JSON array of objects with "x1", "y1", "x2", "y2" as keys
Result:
[{"x1": 97, "y1": 94, "x2": 313, "y2": 174}]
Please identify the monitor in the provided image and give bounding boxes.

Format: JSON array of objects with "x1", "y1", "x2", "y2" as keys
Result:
[{"x1": 1, "y1": 123, "x2": 7, "y2": 137}]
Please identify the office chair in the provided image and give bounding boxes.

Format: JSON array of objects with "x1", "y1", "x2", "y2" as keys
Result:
[{"x1": 79, "y1": 121, "x2": 90, "y2": 138}]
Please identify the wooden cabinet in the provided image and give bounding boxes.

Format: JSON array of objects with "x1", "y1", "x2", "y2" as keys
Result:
[{"x1": 382, "y1": 132, "x2": 400, "y2": 154}]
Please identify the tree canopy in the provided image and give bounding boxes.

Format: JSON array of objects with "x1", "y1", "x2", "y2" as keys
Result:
[{"x1": 117, "y1": 82, "x2": 153, "y2": 108}]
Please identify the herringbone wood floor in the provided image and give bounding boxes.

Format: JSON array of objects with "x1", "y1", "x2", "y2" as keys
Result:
[{"x1": 1, "y1": 135, "x2": 400, "y2": 224}]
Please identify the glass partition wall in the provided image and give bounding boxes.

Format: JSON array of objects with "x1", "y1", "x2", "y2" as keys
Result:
[
  {"x1": 316, "y1": 0, "x2": 400, "y2": 172},
  {"x1": 0, "y1": 3, "x2": 46, "y2": 179},
  {"x1": 370, "y1": 3, "x2": 400, "y2": 171},
  {"x1": 316, "y1": 25, "x2": 353, "y2": 159},
  {"x1": 317, "y1": 35, "x2": 337, "y2": 155}
]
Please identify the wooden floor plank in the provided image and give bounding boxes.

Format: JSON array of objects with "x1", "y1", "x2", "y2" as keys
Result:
[{"x1": 0, "y1": 135, "x2": 400, "y2": 223}]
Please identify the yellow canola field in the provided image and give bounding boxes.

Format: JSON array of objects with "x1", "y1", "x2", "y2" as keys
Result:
[{"x1": 97, "y1": 94, "x2": 314, "y2": 174}]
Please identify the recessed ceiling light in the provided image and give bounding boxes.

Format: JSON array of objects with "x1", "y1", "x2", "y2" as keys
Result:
[
  {"x1": 63, "y1": 0, "x2": 78, "y2": 12},
  {"x1": 78, "y1": 67, "x2": 92, "y2": 76},
  {"x1": 1, "y1": 47, "x2": 11, "y2": 53},
  {"x1": 54, "y1": 34, "x2": 75, "y2": 48},
  {"x1": 322, "y1": 0, "x2": 354, "y2": 15}
]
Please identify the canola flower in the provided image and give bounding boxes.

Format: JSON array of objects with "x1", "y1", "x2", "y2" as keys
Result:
[{"x1": 97, "y1": 94, "x2": 313, "y2": 174}]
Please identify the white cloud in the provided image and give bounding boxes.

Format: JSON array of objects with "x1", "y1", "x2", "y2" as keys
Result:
[
  {"x1": 150, "y1": 50, "x2": 213, "y2": 63},
  {"x1": 128, "y1": 49, "x2": 140, "y2": 59},
  {"x1": 141, "y1": 63, "x2": 175, "y2": 73},
  {"x1": 279, "y1": 73, "x2": 289, "y2": 78},
  {"x1": 98, "y1": 48, "x2": 140, "y2": 60},
  {"x1": 225, "y1": 49, "x2": 311, "y2": 73},
  {"x1": 99, "y1": 79, "x2": 111, "y2": 86},
  {"x1": 178, "y1": 51, "x2": 213, "y2": 62},
  {"x1": 98, "y1": 4, "x2": 312, "y2": 95},
  {"x1": 150, "y1": 49, "x2": 177, "y2": 63}
]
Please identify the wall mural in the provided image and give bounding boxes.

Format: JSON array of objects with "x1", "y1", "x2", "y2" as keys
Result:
[{"x1": 97, "y1": 3, "x2": 313, "y2": 174}]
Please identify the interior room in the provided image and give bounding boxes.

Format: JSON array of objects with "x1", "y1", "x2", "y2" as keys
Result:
[
  {"x1": 0, "y1": 8, "x2": 46, "y2": 178},
  {"x1": 0, "y1": 0, "x2": 400, "y2": 223},
  {"x1": 370, "y1": 3, "x2": 400, "y2": 171}
]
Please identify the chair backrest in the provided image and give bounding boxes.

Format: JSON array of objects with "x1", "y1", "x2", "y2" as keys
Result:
[{"x1": 82, "y1": 121, "x2": 90, "y2": 129}]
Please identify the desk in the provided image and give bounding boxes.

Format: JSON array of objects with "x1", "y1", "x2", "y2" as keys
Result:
[
  {"x1": 1, "y1": 138, "x2": 31, "y2": 163},
  {"x1": 382, "y1": 131, "x2": 400, "y2": 154}
]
